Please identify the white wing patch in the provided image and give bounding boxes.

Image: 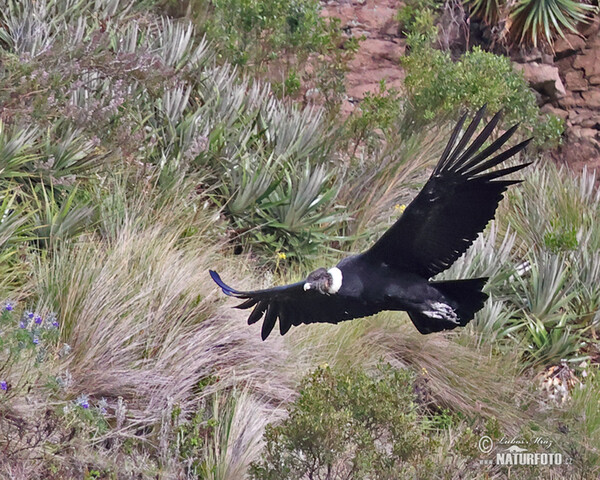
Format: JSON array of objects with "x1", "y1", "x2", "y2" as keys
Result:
[
  {"x1": 422, "y1": 302, "x2": 459, "y2": 324},
  {"x1": 327, "y1": 267, "x2": 343, "y2": 294}
]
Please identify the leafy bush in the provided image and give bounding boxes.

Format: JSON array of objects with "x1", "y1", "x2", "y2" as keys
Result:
[
  {"x1": 402, "y1": 44, "x2": 563, "y2": 146},
  {"x1": 250, "y1": 364, "x2": 443, "y2": 480},
  {"x1": 344, "y1": 80, "x2": 404, "y2": 156},
  {"x1": 397, "y1": 0, "x2": 440, "y2": 42},
  {"x1": 543, "y1": 225, "x2": 579, "y2": 253}
]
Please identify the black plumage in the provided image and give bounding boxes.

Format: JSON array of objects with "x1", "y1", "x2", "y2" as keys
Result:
[{"x1": 210, "y1": 107, "x2": 532, "y2": 340}]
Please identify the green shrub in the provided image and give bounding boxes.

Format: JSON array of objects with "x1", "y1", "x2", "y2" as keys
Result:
[
  {"x1": 344, "y1": 80, "x2": 403, "y2": 156},
  {"x1": 402, "y1": 44, "x2": 563, "y2": 146},
  {"x1": 543, "y1": 225, "x2": 578, "y2": 253},
  {"x1": 250, "y1": 364, "x2": 441, "y2": 480},
  {"x1": 311, "y1": 20, "x2": 362, "y2": 114},
  {"x1": 396, "y1": 0, "x2": 440, "y2": 42}
]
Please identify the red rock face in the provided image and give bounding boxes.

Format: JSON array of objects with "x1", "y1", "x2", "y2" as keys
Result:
[
  {"x1": 554, "y1": 17, "x2": 600, "y2": 170},
  {"x1": 321, "y1": 0, "x2": 405, "y2": 116}
]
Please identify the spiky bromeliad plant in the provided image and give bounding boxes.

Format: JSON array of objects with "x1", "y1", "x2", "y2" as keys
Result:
[
  {"x1": 469, "y1": 0, "x2": 598, "y2": 47},
  {"x1": 511, "y1": 0, "x2": 598, "y2": 47}
]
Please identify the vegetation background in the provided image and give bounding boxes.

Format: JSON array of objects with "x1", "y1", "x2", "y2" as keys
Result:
[{"x1": 0, "y1": 0, "x2": 598, "y2": 478}]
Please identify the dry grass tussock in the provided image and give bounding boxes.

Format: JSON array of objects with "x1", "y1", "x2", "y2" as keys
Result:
[
  {"x1": 40, "y1": 231, "x2": 293, "y2": 417},
  {"x1": 192, "y1": 388, "x2": 283, "y2": 480}
]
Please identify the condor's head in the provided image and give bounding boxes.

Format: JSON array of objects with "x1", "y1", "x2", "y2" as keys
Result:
[{"x1": 303, "y1": 267, "x2": 343, "y2": 295}]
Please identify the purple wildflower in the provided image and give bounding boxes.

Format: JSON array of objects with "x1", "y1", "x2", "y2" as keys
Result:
[
  {"x1": 52, "y1": 319, "x2": 59, "y2": 328},
  {"x1": 77, "y1": 395, "x2": 90, "y2": 409},
  {"x1": 98, "y1": 398, "x2": 108, "y2": 416},
  {"x1": 32, "y1": 336, "x2": 40, "y2": 345},
  {"x1": 0, "y1": 381, "x2": 7, "y2": 391},
  {"x1": 19, "y1": 320, "x2": 27, "y2": 329},
  {"x1": 34, "y1": 315, "x2": 43, "y2": 325},
  {"x1": 26, "y1": 311, "x2": 34, "y2": 319},
  {"x1": 4, "y1": 302, "x2": 13, "y2": 312}
]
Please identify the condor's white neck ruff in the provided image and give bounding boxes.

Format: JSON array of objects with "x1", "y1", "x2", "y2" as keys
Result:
[{"x1": 327, "y1": 267, "x2": 343, "y2": 294}]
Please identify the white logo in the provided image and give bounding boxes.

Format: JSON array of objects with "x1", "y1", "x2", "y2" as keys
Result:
[
  {"x1": 478, "y1": 436, "x2": 493, "y2": 454},
  {"x1": 478, "y1": 436, "x2": 568, "y2": 466}
]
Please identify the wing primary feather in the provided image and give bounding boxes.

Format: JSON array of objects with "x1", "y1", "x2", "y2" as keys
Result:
[
  {"x1": 473, "y1": 162, "x2": 532, "y2": 182},
  {"x1": 435, "y1": 111, "x2": 468, "y2": 174},
  {"x1": 235, "y1": 298, "x2": 258, "y2": 309},
  {"x1": 456, "y1": 124, "x2": 520, "y2": 175},
  {"x1": 444, "y1": 105, "x2": 487, "y2": 170},
  {"x1": 454, "y1": 109, "x2": 502, "y2": 167},
  {"x1": 248, "y1": 301, "x2": 267, "y2": 325},
  {"x1": 279, "y1": 306, "x2": 293, "y2": 335},
  {"x1": 261, "y1": 303, "x2": 278, "y2": 340},
  {"x1": 464, "y1": 139, "x2": 532, "y2": 177}
]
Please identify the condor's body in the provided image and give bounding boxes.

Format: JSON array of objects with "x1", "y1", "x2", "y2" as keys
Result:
[{"x1": 333, "y1": 256, "x2": 438, "y2": 311}]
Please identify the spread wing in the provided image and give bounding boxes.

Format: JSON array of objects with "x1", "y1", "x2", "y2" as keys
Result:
[
  {"x1": 209, "y1": 270, "x2": 381, "y2": 340},
  {"x1": 364, "y1": 107, "x2": 532, "y2": 279}
]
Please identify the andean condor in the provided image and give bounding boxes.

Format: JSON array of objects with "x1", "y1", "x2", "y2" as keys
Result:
[{"x1": 210, "y1": 107, "x2": 531, "y2": 340}]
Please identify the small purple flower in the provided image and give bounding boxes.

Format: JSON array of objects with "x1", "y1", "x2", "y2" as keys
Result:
[
  {"x1": 19, "y1": 320, "x2": 27, "y2": 329},
  {"x1": 52, "y1": 320, "x2": 59, "y2": 328},
  {"x1": 98, "y1": 398, "x2": 108, "y2": 416},
  {"x1": 26, "y1": 311, "x2": 34, "y2": 319},
  {"x1": 0, "y1": 381, "x2": 7, "y2": 391},
  {"x1": 34, "y1": 315, "x2": 43, "y2": 325},
  {"x1": 77, "y1": 395, "x2": 90, "y2": 409},
  {"x1": 4, "y1": 302, "x2": 13, "y2": 312},
  {"x1": 32, "y1": 336, "x2": 40, "y2": 345}
]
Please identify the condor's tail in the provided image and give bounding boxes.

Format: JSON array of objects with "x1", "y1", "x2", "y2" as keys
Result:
[{"x1": 408, "y1": 278, "x2": 488, "y2": 334}]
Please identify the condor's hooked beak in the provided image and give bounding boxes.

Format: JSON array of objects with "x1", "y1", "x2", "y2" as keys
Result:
[{"x1": 303, "y1": 283, "x2": 312, "y2": 291}]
